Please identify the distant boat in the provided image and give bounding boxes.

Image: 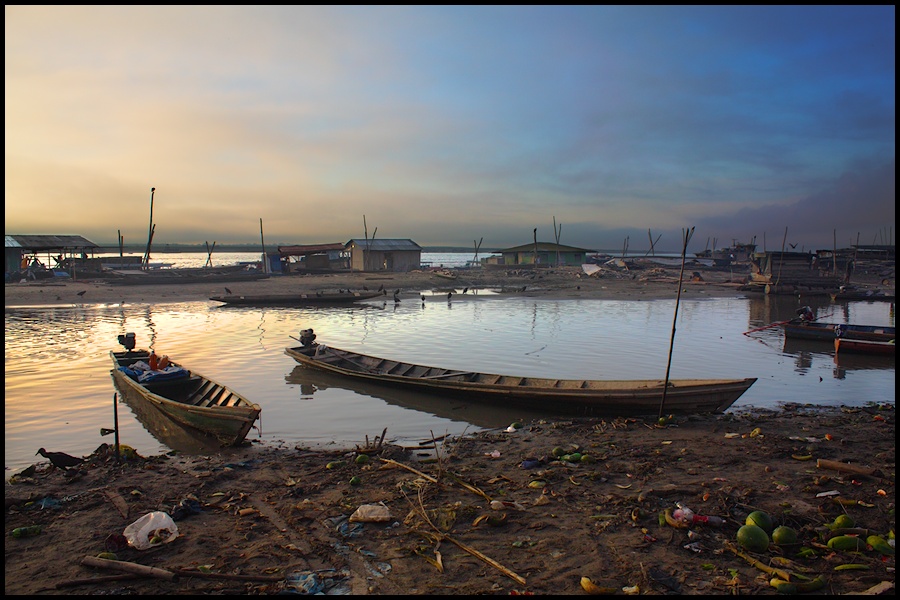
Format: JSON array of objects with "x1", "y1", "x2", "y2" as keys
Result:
[
  {"x1": 209, "y1": 290, "x2": 385, "y2": 306},
  {"x1": 284, "y1": 336, "x2": 757, "y2": 416},
  {"x1": 834, "y1": 337, "x2": 895, "y2": 356},
  {"x1": 782, "y1": 321, "x2": 894, "y2": 343},
  {"x1": 831, "y1": 289, "x2": 895, "y2": 302}
]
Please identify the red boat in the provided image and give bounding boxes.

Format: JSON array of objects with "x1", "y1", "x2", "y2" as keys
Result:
[{"x1": 834, "y1": 337, "x2": 896, "y2": 356}]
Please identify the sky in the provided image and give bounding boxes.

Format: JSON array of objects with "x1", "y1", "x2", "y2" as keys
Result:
[{"x1": 5, "y1": 6, "x2": 895, "y2": 253}]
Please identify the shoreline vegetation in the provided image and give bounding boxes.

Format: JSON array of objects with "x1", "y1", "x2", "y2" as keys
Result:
[{"x1": 5, "y1": 263, "x2": 895, "y2": 595}]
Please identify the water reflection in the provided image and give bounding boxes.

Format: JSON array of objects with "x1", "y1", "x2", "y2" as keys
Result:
[{"x1": 285, "y1": 365, "x2": 547, "y2": 430}]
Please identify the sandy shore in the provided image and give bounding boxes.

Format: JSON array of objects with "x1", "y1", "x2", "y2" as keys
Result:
[{"x1": 5, "y1": 264, "x2": 753, "y2": 307}]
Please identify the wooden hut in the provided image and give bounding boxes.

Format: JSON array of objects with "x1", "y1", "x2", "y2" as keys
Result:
[
  {"x1": 5, "y1": 234, "x2": 100, "y2": 280},
  {"x1": 491, "y1": 242, "x2": 595, "y2": 267},
  {"x1": 345, "y1": 239, "x2": 423, "y2": 272},
  {"x1": 277, "y1": 243, "x2": 350, "y2": 273}
]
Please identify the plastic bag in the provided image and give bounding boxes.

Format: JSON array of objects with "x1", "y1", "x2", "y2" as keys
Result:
[
  {"x1": 349, "y1": 503, "x2": 391, "y2": 523},
  {"x1": 123, "y1": 511, "x2": 179, "y2": 550}
]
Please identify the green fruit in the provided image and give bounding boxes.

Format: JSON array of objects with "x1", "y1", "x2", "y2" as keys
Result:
[
  {"x1": 96, "y1": 552, "x2": 119, "y2": 560},
  {"x1": 737, "y1": 524, "x2": 770, "y2": 552},
  {"x1": 827, "y1": 535, "x2": 865, "y2": 551},
  {"x1": 580, "y1": 454, "x2": 596, "y2": 463},
  {"x1": 833, "y1": 514, "x2": 854, "y2": 529},
  {"x1": 326, "y1": 460, "x2": 345, "y2": 470},
  {"x1": 866, "y1": 535, "x2": 894, "y2": 556},
  {"x1": 567, "y1": 453, "x2": 583, "y2": 462},
  {"x1": 772, "y1": 526, "x2": 799, "y2": 545},
  {"x1": 746, "y1": 510, "x2": 774, "y2": 533},
  {"x1": 658, "y1": 417, "x2": 667, "y2": 426},
  {"x1": 510, "y1": 422, "x2": 523, "y2": 429},
  {"x1": 551, "y1": 446, "x2": 566, "y2": 458},
  {"x1": 355, "y1": 454, "x2": 370, "y2": 465},
  {"x1": 349, "y1": 476, "x2": 361, "y2": 486}
]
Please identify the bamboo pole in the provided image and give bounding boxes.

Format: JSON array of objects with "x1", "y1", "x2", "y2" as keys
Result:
[
  {"x1": 259, "y1": 218, "x2": 266, "y2": 273},
  {"x1": 659, "y1": 227, "x2": 694, "y2": 418},
  {"x1": 142, "y1": 188, "x2": 155, "y2": 269}
]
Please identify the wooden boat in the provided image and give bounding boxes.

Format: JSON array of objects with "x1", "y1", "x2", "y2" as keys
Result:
[
  {"x1": 834, "y1": 337, "x2": 896, "y2": 356},
  {"x1": 782, "y1": 320, "x2": 894, "y2": 343},
  {"x1": 110, "y1": 335, "x2": 260, "y2": 446},
  {"x1": 210, "y1": 290, "x2": 385, "y2": 306},
  {"x1": 284, "y1": 336, "x2": 757, "y2": 416},
  {"x1": 830, "y1": 289, "x2": 895, "y2": 302}
]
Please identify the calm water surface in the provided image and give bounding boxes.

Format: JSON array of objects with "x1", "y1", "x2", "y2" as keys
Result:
[{"x1": 5, "y1": 280, "x2": 894, "y2": 475}]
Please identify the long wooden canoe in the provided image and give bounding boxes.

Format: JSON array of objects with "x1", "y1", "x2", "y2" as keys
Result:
[
  {"x1": 110, "y1": 347, "x2": 260, "y2": 446},
  {"x1": 782, "y1": 320, "x2": 895, "y2": 343},
  {"x1": 210, "y1": 290, "x2": 385, "y2": 306},
  {"x1": 284, "y1": 342, "x2": 757, "y2": 416},
  {"x1": 830, "y1": 290, "x2": 895, "y2": 302},
  {"x1": 834, "y1": 337, "x2": 896, "y2": 356}
]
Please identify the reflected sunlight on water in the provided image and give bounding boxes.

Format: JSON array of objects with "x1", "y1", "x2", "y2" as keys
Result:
[{"x1": 5, "y1": 294, "x2": 894, "y2": 474}]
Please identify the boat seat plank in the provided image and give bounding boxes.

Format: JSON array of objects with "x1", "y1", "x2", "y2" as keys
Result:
[
  {"x1": 187, "y1": 381, "x2": 217, "y2": 405},
  {"x1": 422, "y1": 371, "x2": 476, "y2": 380}
]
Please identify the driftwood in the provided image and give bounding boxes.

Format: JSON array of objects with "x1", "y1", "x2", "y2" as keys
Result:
[
  {"x1": 80, "y1": 556, "x2": 175, "y2": 580},
  {"x1": 816, "y1": 459, "x2": 885, "y2": 479},
  {"x1": 173, "y1": 569, "x2": 283, "y2": 581}
]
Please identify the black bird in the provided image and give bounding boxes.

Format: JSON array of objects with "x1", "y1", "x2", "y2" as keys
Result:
[
  {"x1": 394, "y1": 289, "x2": 400, "y2": 296},
  {"x1": 377, "y1": 284, "x2": 384, "y2": 292},
  {"x1": 520, "y1": 285, "x2": 527, "y2": 292},
  {"x1": 36, "y1": 448, "x2": 83, "y2": 470},
  {"x1": 447, "y1": 291, "x2": 453, "y2": 301},
  {"x1": 421, "y1": 294, "x2": 426, "y2": 302},
  {"x1": 393, "y1": 293, "x2": 401, "y2": 303},
  {"x1": 76, "y1": 290, "x2": 86, "y2": 297},
  {"x1": 789, "y1": 243, "x2": 797, "y2": 249},
  {"x1": 363, "y1": 285, "x2": 369, "y2": 291},
  {"x1": 56, "y1": 295, "x2": 62, "y2": 301},
  {"x1": 224, "y1": 287, "x2": 232, "y2": 294}
]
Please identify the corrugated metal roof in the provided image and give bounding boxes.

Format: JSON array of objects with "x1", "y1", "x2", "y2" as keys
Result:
[
  {"x1": 278, "y1": 243, "x2": 346, "y2": 255},
  {"x1": 5, "y1": 235, "x2": 23, "y2": 248},
  {"x1": 498, "y1": 242, "x2": 595, "y2": 253},
  {"x1": 345, "y1": 239, "x2": 422, "y2": 251},
  {"x1": 5, "y1": 234, "x2": 100, "y2": 250}
]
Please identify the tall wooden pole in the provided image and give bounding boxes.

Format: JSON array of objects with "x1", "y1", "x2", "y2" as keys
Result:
[
  {"x1": 659, "y1": 226, "x2": 694, "y2": 418},
  {"x1": 142, "y1": 187, "x2": 156, "y2": 269},
  {"x1": 259, "y1": 218, "x2": 267, "y2": 273}
]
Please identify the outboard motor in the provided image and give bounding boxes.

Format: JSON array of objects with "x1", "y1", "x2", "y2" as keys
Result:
[
  {"x1": 118, "y1": 332, "x2": 136, "y2": 351},
  {"x1": 299, "y1": 328, "x2": 317, "y2": 347}
]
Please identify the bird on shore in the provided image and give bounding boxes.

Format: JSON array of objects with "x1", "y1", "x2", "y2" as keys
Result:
[
  {"x1": 394, "y1": 293, "x2": 401, "y2": 303},
  {"x1": 421, "y1": 294, "x2": 426, "y2": 303},
  {"x1": 224, "y1": 287, "x2": 232, "y2": 294},
  {"x1": 447, "y1": 291, "x2": 453, "y2": 301},
  {"x1": 76, "y1": 290, "x2": 86, "y2": 297},
  {"x1": 36, "y1": 448, "x2": 83, "y2": 470},
  {"x1": 462, "y1": 287, "x2": 468, "y2": 294},
  {"x1": 377, "y1": 284, "x2": 384, "y2": 292}
]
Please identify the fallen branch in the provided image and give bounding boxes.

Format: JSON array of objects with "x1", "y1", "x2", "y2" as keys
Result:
[
  {"x1": 724, "y1": 543, "x2": 791, "y2": 581},
  {"x1": 380, "y1": 457, "x2": 438, "y2": 483},
  {"x1": 816, "y1": 459, "x2": 885, "y2": 479},
  {"x1": 401, "y1": 486, "x2": 526, "y2": 586},
  {"x1": 80, "y1": 556, "x2": 175, "y2": 580}
]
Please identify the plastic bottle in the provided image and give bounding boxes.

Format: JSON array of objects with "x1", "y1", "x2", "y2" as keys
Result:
[
  {"x1": 674, "y1": 505, "x2": 724, "y2": 527},
  {"x1": 11, "y1": 525, "x2": 42, "y2": 538}
]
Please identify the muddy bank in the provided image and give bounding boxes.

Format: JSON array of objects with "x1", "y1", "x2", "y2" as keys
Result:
[{"x1": 5, "y1": 404, "x2": 895, "y2": 595}]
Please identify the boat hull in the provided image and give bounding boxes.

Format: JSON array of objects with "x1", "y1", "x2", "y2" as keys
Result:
[
  {"x1": 110, "y1": 351, "x2": 260, "y2": 446},
  {"x1": 782, "y1": 321, "x2": 895, "y2": 343},
  {"x1": 210, "y1": 290, "x2": 384, "y2": 306},
  {"x1": 284, "y1": 344, "x2": 756, "y2": 416},
  {"x1": 834, "y1": 338, "x2": 896, "y2": 355}
]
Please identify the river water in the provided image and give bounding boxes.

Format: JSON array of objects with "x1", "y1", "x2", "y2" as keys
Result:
[{"x1": 5, "y1": 254, "x2": 895, "y2": 475}]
